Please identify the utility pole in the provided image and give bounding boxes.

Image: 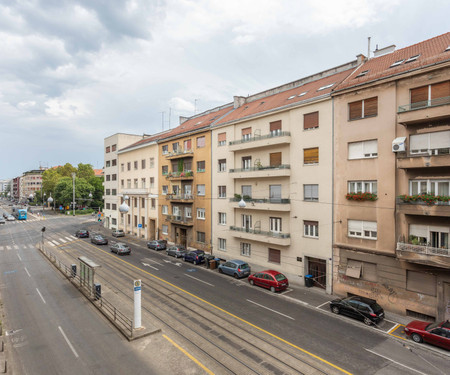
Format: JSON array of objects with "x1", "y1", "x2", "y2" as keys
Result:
[{"x1": 72, "y1": 173, "x2": 76, "y2": 216}]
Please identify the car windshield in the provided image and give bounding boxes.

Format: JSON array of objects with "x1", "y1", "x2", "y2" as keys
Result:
[
  {"x1": 427, "y1": 322, "x2": 441, "y2": 330},
  {"x1": 274, "y1": 274, "x2": 287, "y2": 281},
  {"x1": 371, "y1": 302, "x2": 383, "y2": 312},
  {"x1": 240, "y1": 264, "x2": 249, "y2": 269}
]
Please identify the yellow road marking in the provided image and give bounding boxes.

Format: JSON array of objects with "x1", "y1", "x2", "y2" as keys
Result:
[
  {"x1": 388, "y1": 324, "x2": 407, "y2": 340},
  {"x1": 163, "y1": 334, "x2": 214, "y2": 375},
  {"x1": 73, "y1": 242, "x2": 353, "y2": 375}
]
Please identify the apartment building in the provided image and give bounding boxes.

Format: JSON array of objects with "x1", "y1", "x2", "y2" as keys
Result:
[
  {"x1": 103, "y1": 133, "x2": 143, "y2": 230},
  {"x1": 211, "y1": 61, "x2": 361, "y2": 292},
  {"x1": 20, "y1": 168, "x2": 46, "y2": 201},
  {"x1": 157, "y1": 105, "x2": 233, "y2": 251},
  {"x1": 333, "y1": 33, "x2": 450, "y2": 321}
]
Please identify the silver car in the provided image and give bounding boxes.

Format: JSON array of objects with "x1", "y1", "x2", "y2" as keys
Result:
[{"x1": 166, "y1": 245, "x2": 186, "y2": 258}]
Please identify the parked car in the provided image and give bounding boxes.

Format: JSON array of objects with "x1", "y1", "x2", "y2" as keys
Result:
[
  {"x1": 248, "y1": 270, "x2": 289, "y2": 292},
  {"x1": 166, "y1": 245, "x2": 186, "y2": 258},
  {"x1": 7, "y1": 215, "x2": 15, "y2": 221},
  {"x1": 330, "y1": 296, "x2": 384, "y2": 326},
  {"x1": 0, "y1": 218, "x2": 5, "y2": 225},
  {"x1": 147, "y1": 240, "x2": 167, "y2": 251},
  {"x1": 218, "y1": 260, "x2": 251, "y2": 279},
  {"x1": 183, "y1": 250, "x2": 205, "y2": 265},
  {"x1": 112, "y1": 229, "x2": 125, "y2": 237},
  {"x1": 110, "y1": 243, "x2": 131, "y2": 255},
  {"x1": 75, "y1": 229, "x2": 89, "y2": 238},
  {"x1": 91, "y1": 234, "x2": 108, "y2": 245},
  {"x1": 404, "y1": 320, "x2": 450, "y2": 350}
]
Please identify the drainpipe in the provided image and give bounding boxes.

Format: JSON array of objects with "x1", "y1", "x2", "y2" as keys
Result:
[{"x1": 331, "y1": 96, "x2": 335, "y2": 296}]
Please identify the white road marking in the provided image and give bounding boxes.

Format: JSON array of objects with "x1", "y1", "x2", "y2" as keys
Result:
[
  {"x1": 316, "y1": 301, "x2": 330, "y2": 309},
  {"x1": 14, "y1": 245, "x2": 19, "y2": 250},
  {"x1": 185, "y1": 274, "x2": 214, "y2": 287},
  {"x1": 48, "y1": 242, "x2": 55, "y2": 247},
  {"x1": 59, "y1": 238, "x2": 67, "y2": 243},
  {"x1": 58, "y1": 326, "x2": 79, "y2": 358},
  {"x1": 17, "y1": 253, "x2": 22, "y2": 261},
  {"x1": 36, "y1": 288, "x2": 46, "y2": 304},
  {"x1": 364, "y1": 349, "x2": 427, "y2": 375},
  {"x1": 387, "y1": 323, "x2": 400, "y2": 334},
  {"x1": 70, "y1": 235, "x2": 77, "y2": 239},
  {"x1": 52, "y1": 240, "x2": 60, "y2": 245},
  {"x1": 246, "y1": 299, "x2": 295, "y2": 320},
  {"x1": 0, "y1": 246, "x2": 4, "y2": 251},
  {"x1": 65, "y1": 237, "x2": 73, "y2": 242},
  {"x1": 24, "y1": 267, "x2": 31, "y2": 277},
  {"x1": 142, "y1": 263, "x2": 159, "y2": 271},
  {"x1": 6, "y1": 246, "x2": 12, "y2": 250}
]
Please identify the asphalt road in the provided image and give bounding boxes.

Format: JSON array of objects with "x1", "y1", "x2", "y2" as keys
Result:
[{"x1": 1, "y1": 205, "x2": 449, "y2": 375}]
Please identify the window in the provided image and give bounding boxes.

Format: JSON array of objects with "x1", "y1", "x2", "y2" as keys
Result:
[
  {"x1": 162, "y1": 205, "x2": 168, "y2": 214},
  {"x1": 219, "y1": 212, "x2": 226, "y2": 225},
  {"x1": 141, "y1": 159, "x2": 146, "y2": 169},
  {"x1": 390, "y1": 59, "x2": 405, "y2": 68},
  {"x1": 141, "y1": 178, "x2": 146, "y2": 188},
  {"x1": 106, "y1": 146, "x2": 110, "y2": 153},
  {"x1": 348, "y1": 140, "x2": 378, "y2": 159},
  {"x1": 218, "y1": 132, "x2": 226, "y2": 146},
  {"x1": 410, "y1": 131, "x2": 450, "y2": 155},
  {"x1": 348, "y1": 220, "x2": 377, "y2": 240},
  {"x1": 150, "y1": 177, "x2": 154, "y2": 188},
  {"x1": 304, "y1": 148, "x2": 319, "y2": 164},
  {"x1": 112, "y1": 159, "x2": 117, "y2": 166},
  {"x1": 172, "y1": 185, "x2": 179, "y2": 195},
  {"x1": 141, "y1": 198, "x2": 145, "y2": 208},
  {"x1": 242, "y1": 156, "x2": 252, "y2": 170},
  {"x1": 348, "y1": 181, "x2": 377, "y2": 194},
  {"x1": 197, "y1": 161, "x2": 205, "y2": 172},
  {"x1": 242, "y1": 185, "x2": 252, "y2": 198},
  {"x1": 197, "y1": 231, "x2": 206, "y2": 243},
  {"x1": 270, "y1": 217, "x2": 282, "y2": 233},
  {"x1": 162, "y1": 145, "x2": 168, "y2": 154},
  {"x1": 127, "y1": 162, "x2": 131, "y2": 171},
  {"x1": 185, "y1": 206, "x2": 192, "y2": 218},
  {"x1": 197, "y1": 184, "x2": 205, "y2": 196},
  {"x1": 241, "y1": 243, "x2": 251, "y2": 256},
  {"x1": 112, "y1": 174, "x2": 117, "y2": 181},
  {"x1": 218, "y1": 238, "x2": 226, "y2": 251},
  {"x1": 162, "y1": 185, "x2": 168, "y2": 195},
  {"x1": 133, "y1": 197, "x2": 137, "y2": 207},
  {"x1": 242, "y1": 214, "x2": 252, "y2": 230},
  {"x1": 105, "y1": 189, "x2": 110, "y2": 195},
  {"x1": 127, "y1": 179, "x2": 131, "y2": 188},
  {"x1": 162, "y1": 225, "x2": 168, "y2": 235},
  {"x1": 410, "y1": 179, "x2": 450, "y2": 196},
  {"x1": 269, "y1": 152, "x2": 282, "y2": 167},
  {"x1": 162, "y1": 165, "x2": 168, "y2": 175},
  {"x1": 270, "y1": 120, "x2": 282, "y2": 136},
  {"x1": 134, "y1": 179, "x2": 138, "y2": 188},
  {"x1": 196, "y1": 136, "x2": 205, "y2": 148},
  {"x1": 184, "y1": 139, "x2": 192, "y2": 151},
  {"x1": 151, "y1": 198, "x2": 155, "y2": 209},
  {"x1": 218, "y1": 159, "x2": 227, "y2": 172},
  {"x1": 197, "y1": 208, "x2": 205, "y2": 219},
  {"x1": 242, "y1": 127, "x2": 252, "y2": 141},
  {"x1": 173, "y1": 142, "x2": 179, "y2": 152},
  {"x1": 150, "y1": 158, "x2": 155, "y2": 168},
  {"x1": 106, "y1": 203, "x2": 111, "y2": 209},
  {"x1": 106, "y1": 160, "x2": 111, "y2": 168},
  {"x1": 268, "y1": 248, "x2": 280, "y2": 264},
  {"x1": 112, "y1": 204, "x2": 117, "y2": 210},
  {"x1": 133, "y1": 161, "x2": 138, "y2": 170},
  {"x1": 121, "y1": 163, "x2": 124, "y2": 172},
  {"x1": 304, "y1": 221, "x2": 319, "y2": 238},
  {"x1": 409, "y1": 224, "x2": 449, "y2": 249},
  {"x1": 172, "y1": 206, "x2": 180, "y2": 216},
  {"x1": 348, "y1": 97, "x2": 378, "y2": 120},
  {"x1": 304, "y1": 184, "x2": 318, "y2": 201},
  {"x1": 405, "y1": 54, "x2": 420, "y2": 64},
  {"x1": 269, "y1": 185, "x2": 281, "y2": 202},
  {"x1": 121, "y1": 179, "x2": 124, "y2": 187},
  {"x1": 112, "y1": 144, "x2": 116, "y2": 152},
  {"x1": 218, "y1": 186, "x2": 226, "y2": 198},
  {"x1": 106, "y1": 175, "x2": 111, "y2": 181},
  {"x1": 112, "y1": 218, "x2": 117, "y2": 225},
  {"x1": 304, "y1": 112, "x2": 319, "y2": 130}
]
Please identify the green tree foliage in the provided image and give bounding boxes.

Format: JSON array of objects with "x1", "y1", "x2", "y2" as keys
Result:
[
  {"x1": 54, "y1": 177, "x2": 94, "y2": 206},
  {"x1": 56, "y1": 163, "x2": 77, "y2": 177},
  {"x1": 42, "y1": 168, "x2": 61, "y2": 193},
  {"x1": 88, "y1": 176, "x2": 104, "y2": 209},
  {"x1": 77, "y1": 163, "x2": 95, "y2": 180}
]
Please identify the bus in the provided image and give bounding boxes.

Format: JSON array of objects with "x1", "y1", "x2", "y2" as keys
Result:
[{"x1": 12, "y1": 207, "x2": 27, "y2": 220}]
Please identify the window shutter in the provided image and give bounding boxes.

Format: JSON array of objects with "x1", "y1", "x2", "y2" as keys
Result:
[
  {"x1": 363, "y1": 140, "x2": 378, "y2": 156},
  {"x1": 407, "y1": 271, "x2": 436, "y2": 296},
  {"x1": 348, "y1": 220, "x2": 362, "y2": 233},
  {"x1": 184, "y1": 139, "x2": 192, "y2": 150},
  {"x1": 409, "y1": 224, "x2": 428, "y2": 238},
  {"x1": 218, "y1": 132, "x2": 226, "y2": 142},
  {"x1": 410, "y1": 134, "x2": 428, "y2": 151},
  {"x1": 270, "y1": 152, "x2": 282, "y2": 166},
  {"x1": 362, "y1": 221, "x2": 377, "y2": 232},
  {"x1": 269, "y1": 120, "x2": 282, "y2": 132},
  {"x1": 349, "y1": 101, "x2": 362, "y2": 120},
  {"x1": 304, "y1": 148, "x2": 319, "y2": 163},
  {"x1": 304, "y1": 220, "x2": 318, "y2": 226},
  {"x1": 242, "y1": 127, "x2": 252, "y2": 136},
  {"x1": 346, "y1": 260, "x2": 362, "y2": 278},
  {"x1": 268, "y1": 248, "x2": 281, "y2": 263},
  {"x1": 429, "y1": 130, "x2": 450, "y2": 150},
  {"x1": 304, "y1": 112, "x2": 319, "y2": 129},
  {"x1": 410, "y1": 86, "x2": 428, "y2": 104},
  {"x1": 363, "y1": 97, "x2": 378, "y2": 117},
  {"x1": 430, "y1": 81, "x2": 450, "y2": 99}
]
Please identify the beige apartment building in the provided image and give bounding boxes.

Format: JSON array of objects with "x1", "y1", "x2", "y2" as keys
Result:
[
  {"x1": 21, "y1": 168, "x2": 46, "y2": 201},
  {"x1": 333, "y1": 33, "x2": 450, "y2": 321},
  {"x1": 103, "y1": 133, "x2": 142, "y2": 230},
  {"x1": 211, "y1": 61, "x2": 361, "y2": 292}
]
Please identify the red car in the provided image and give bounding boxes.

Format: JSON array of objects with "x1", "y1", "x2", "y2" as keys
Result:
[
  {"x1": 404, "y1": 320, "x2": 450, "y2": 351},
  {"x1": 248, "y1": 270, "x2": 289, "y2": 293}
]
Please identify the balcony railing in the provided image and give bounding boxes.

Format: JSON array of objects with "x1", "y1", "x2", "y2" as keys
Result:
[
  {"x1": 229, "y1": 131, "x2": 291, "y2": 146},
  {"x1": 165, "y1": 171, "x2": 194, "y2": 179},
  {"x1": 396, "y1": 242, "x2": 450, "y2": 257},
  {"x1": 229, "y1": 164, "x2": 290, "y2": 173},
  {"x1": 166, "y1": 194, "x2": 194, "y2": 201},
  {"x1": 165, "y1": 148, "x2": 194, "y2": 158},
  {"x1": 165, "y1": 215, "x2": 193, "y2": 225},
  {"x1": 229, "y1": 197, "x2": 290, "y2": 204},
  {"x1": 229, "y1": 226, "x2": 290, "y2": 239},
  {"x1": 398, "y1": 96, "x2": 450, "y2": 112}
]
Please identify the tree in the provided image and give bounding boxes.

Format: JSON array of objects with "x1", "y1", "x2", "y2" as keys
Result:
[
  {"x1": 54, "y1": 177, "x2": 94, "y2": 207},
  {"x1": 88, "y1": 176, "x2": 104, "y2": 209},
  {"x1": 42, "y1": 169, "x2": 61, "y2": 194},
  {"x1": 77, "y1": 163, "x2": 95, "y2": 180},
  {"x1": 56, "y1": 163, "x2": 76, "y2": 178}
]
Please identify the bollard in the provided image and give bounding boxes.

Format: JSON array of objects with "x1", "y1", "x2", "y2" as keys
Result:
[
  {"x1": 71, "y1": 264, "x2": 76, "y2": 278},
  {"x1": 94, "y1": 283, "x2": 101, "y2": 300}
]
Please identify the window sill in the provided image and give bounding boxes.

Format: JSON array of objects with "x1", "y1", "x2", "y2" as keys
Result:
[
  {"x1": 303, "y1": 235, "x2": 319, "y2": 239},
  {"x1": 348, "y1": 235, "x2": 377, "y2": 241}
]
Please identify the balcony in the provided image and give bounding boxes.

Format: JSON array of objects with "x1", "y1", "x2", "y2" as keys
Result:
[
  {"x1": 396, "y1": 242, "x2": 450, "y2": 267},
  {"x1": 229, "y1": 197, "x2": 291, "y2": 211},
  {"x1": 229, "y1": 165, "x2": 290, "y2": 179},
  {"x1": 165, "y1": 171, "x2": 194, "y2": 181},
  {"x1": 120, "y1": 188, "x2": 149, "y2": 195},
  {"x1": 397, "y1": 198, "x2": 450, "y2": 217},
  {"x1": 396, "y1": 151, "x2": 450, "y2": 169},
  {"x1": 229, "y1": 226, "x2": 291, "y2": 246},
  {"x1": 166, "y1": 194, "x2": 194, "y2": 203},
  {"x1": 165, "y1": 149, "x2": 194, "y2": 160},
  {"x1": 397, "y1": 96, "x2": 450, "y2": 125},
  {"x1": 165, "y1": 215, "x2": 193, "y2": 226},
  {"x1": 229, "y1": 132, "x2": 291, "y2": 152}
]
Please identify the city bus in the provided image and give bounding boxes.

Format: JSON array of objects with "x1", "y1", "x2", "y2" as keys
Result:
[{"x1": 12, "y1": 207, "x2": 27, "y2": 220}]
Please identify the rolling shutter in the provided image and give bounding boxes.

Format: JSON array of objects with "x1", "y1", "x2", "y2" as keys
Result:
[
  {"x1": 411, "y1": 85, "x2": 428, "y2": 104},
  {"x1": 270, "y1": 120, "x2": 282, "y2": 132},
  {"x1": 346, "y1": 260, "x2": 362, "y2": 278},
  {"x1": 407, "y1": 271, "x2": 437, "y2": 296},
  {"x1": 363, "y1": 97, "x2": 378, "y2": 117},
  {"x1": 218, "y1": 133, "x2": 226, "y2": 142},
  {"x1": 270, "y1": 152, "x2": 282, "y2": 166},
  {"x1": 304, "y1": 148, "x2": 319, "y2": 164},
  {"x1": 430, "y1": 130, "x2": 450, "y2": 150},
  {"x1": 410, "y1": 134, "x2": 428, "y2": 152},
  {"x1": 304, "y1": 112, "x2": 319, "y2": 129},
  {"x1": 430, "y1": 81, "x2": 450, "y2": 99},
  {"x1": 268, "y1": 248, "x2": 281, "y2": 263},
  {"x1": 349, "y1": 101, "x2": 362, "y2": 120},
  {"x1": 242, "y1": 127, "x2": 252, "y2": 136}
]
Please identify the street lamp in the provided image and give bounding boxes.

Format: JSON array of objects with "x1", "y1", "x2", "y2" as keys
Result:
[
  {"x1": 47, "y1": 194, "x2": 53, "y2": 210},
  {"x1": 71, "y1": 173, "x2": 76, "y2": 216},
  {"x1": 42, "y1": 192, "x2": 46, "y2": 220},
  {"x1": 119, "y1": 195, "x2": 129, "y2": 234},
  {"x1": 238, "y1": 197, "x2": 247, "y2": 208}
]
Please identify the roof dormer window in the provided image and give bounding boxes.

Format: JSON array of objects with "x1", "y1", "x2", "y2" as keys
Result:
[
  {"x1": 355, "y1": 70, "x2": 369, "y2": 78},
  {"x1": 445, "y1": 45, "x2": 450, "y2": 52},
  {"x1": 317, "y1": 83, "x2": 334, "y2": 91},
  {"x1": 390, "y1": 59, "x2": 405, "y2": 68},
  {"x1": 287, "y1": 95, "x2": 296, "y2": 100},
  {"x1": 405, "y1": 54, "x2": 420, "y2": 63},
  {"x1": 298, "y1": 91, "x2": 308, "y2": 97}
]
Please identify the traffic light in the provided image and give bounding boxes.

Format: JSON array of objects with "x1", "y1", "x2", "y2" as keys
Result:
[
  {"x1": 41, "y1": 226, "x2": 46, "y2": 232},
  {"x1": 98, "y1": 218, "x2": 101, "y2": 222}
]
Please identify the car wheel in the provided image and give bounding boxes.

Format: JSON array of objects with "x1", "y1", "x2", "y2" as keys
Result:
[
  {"x1": 331, "y1": 306, "x2": 340, "y2": 314},
  {"x1": 234, "y1": 273, "x2": 239, "y2": 279},
  {"x1": 250, "y1": 280, "x2": 254, "y2": 285},
  {"x1": 270, "y1": 286, "x2": 276, "y2": 293},
  {"x1": 363, "y1": 317, "x2": 373, "y2": 326},
  {"x1": 218, "y1": 268, "x2": 223, "y2": 273},
  {"x1": 411, "y1": 333, "x2": 423, "y2": 343}
]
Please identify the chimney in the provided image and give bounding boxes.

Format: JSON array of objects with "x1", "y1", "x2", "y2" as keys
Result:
[
  {"x1": 373, "y1": 44, "x2": 396, "y2": 57},
  {"x1": 356, "y1": 54, "x2": 366, "y2": 65},
  {"x1": 233, "y1": 96, "x2": 246, "y2": 109}
]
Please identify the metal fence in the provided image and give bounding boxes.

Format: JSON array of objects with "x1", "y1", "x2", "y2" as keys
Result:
[{"x1": 38, "y1": 244, "x2": 134, "y2": 339}]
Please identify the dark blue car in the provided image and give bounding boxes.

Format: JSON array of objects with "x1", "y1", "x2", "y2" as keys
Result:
[{"x1": 183, "y1": 250, "x2": 205, "y2": 265}]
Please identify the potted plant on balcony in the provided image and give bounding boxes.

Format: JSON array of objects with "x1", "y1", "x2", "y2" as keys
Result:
[
  {"x1": 345, "y1": 192, "x2": 378, "y2": 201},
  {"x1": 234, "y1": 194, "x2": 241, "y2": 201}
]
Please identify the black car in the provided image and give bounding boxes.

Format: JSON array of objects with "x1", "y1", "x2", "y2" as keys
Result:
[
  {"x1": 147, "y1": 240, "x2": 167, "y2": 251},
  {"x1": 75, "y1": 230, "x2": 89, "y2": 238},
  {"x1": 110, "y1": 243, "x2": 131, "y2": 255},
  {"x1": 330, "y1": 296, "x2": 384, "y2": 326},
  {"x1": 91, "y1": 235, "x2": 108, "y2": 245},
  {"x1": 183, "y1": 250, "x2": 205, "y2": 265}
]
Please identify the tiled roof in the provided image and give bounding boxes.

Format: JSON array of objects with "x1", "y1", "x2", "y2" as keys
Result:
[
  {"x1": 93, "y1": 169, "x2": 104, "y2": 176},
  {"x1": 214, "y1": 69, "x2": 354, "y2": 125},
  {"x1": 335, "y1": 32, "x2": 450, "y2": 92},
  {"x1": 119, "y1": 132, "x2": 166, "y2": 152}
]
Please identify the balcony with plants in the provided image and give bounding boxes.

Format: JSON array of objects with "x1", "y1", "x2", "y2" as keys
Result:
[
  {"x1": 230, "y1": 194, "x2": 291, "y2": 211},
  {"x1": 396, "y1": 235, "x2": 449, "y2": 267},
  {"x1": 345, "y1": 192, "x2": 378, "y2": 201},
  {"x1": 397, "y1": 194, "x2": 450, "y2": 217},
  {"x1": 229, "y1": 163, "x2": 290, "y2": 179},
  {"x1": 165, "y1": 214, "x2": 193, "y2": 226},
  {"x1": 228, "y1": 131, "x2": 291, "y2": 152},
  {"x1": 165, "y1": 148, "x2": 194, "y2": 159}
]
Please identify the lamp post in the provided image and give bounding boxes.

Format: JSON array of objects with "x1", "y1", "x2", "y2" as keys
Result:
[
  {"x1": 47, "y1": 194, "x2": 53, "y2": 211},
  {"x1": 71, "y1": 173, "x2": 76, "y2": 216},
  {"x1": 119, "y1": 195, "x2": 129, "y2": 234}
]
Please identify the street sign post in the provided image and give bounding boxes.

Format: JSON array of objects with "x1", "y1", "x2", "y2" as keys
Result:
[{"x1": 134, "y1": 279, "x2": 141, "y2": 329}]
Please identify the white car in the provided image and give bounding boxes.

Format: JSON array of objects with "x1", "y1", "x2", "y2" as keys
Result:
[{"x1": 7, "y1": 216, "x2": 15, "y2": 221}]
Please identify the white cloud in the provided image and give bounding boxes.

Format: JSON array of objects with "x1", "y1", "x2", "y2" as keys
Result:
[
  {"x1": 45, "y1": 97, "x2": 88, "y2": 118},
  {"x1": 168, "y1": 97, "x2": 195, "y2": 112}
]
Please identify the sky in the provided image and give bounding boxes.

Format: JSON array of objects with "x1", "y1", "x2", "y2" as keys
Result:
[{"x1": 0, "y1": 0, "x2": 449, "y2": 179}]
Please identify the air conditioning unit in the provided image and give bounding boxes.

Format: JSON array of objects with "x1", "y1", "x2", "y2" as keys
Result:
[{"x1": 392, "y1": 137, "x2": 406, "y2": 152}]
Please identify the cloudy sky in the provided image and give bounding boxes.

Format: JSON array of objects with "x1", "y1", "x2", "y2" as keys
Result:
[{"x1": 1, "y1": 0, "x2": 449, "y2": 178}]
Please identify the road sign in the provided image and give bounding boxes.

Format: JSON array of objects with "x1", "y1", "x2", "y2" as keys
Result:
[{"x1": 138, "y1": 224, "x2": 142, "y2": 228}]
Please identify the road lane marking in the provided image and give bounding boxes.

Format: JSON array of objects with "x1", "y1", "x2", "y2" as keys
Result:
[
  {"x1": 59, "y1": 238, "x2": 67, "y2": 243},
  {"x1": 163, "y1": 335, "x2": 213, "y2": 375},
  {"x1": 36, "y1": 288, "x2": 46, "y2": 304},
  {"x1": 387, "y1": 323, "x2": 399, "y2": 334},
  {"x1": 365, "y1": 349, "x2": 427, "y2": 374},
  {"x1": 17, "y1": 254, "x2": 22, "y2": 261},
  {"x1": 316, "y1": 301, "x2": 329, "y2": 309},
  {"x1": 142, "y1": 263, "x2": 159, "y2": 271},
  {"x1": 65, "y1": 237, "x2": 73, "y2": 242},
  {"x1": 247, "y1": 299, "x2": 295, "y2": 320},
  {"x1": 51, "y1": 240, "x2": 60, "y2": 245},
  {"x1": 0, "y1": 246, "x2": 3, "y2": 250},
  {"x1": 48, "y1": 242, "x2": 55, "y2": 247},
  {"x1": 70, "y1": 235, "x2": 77, "y2": 239},
  {"x1": 58, "y1": 326, "x2": 79, "y2": 358},
  {"x1": 6, "y1": 246, "x2": 11, "y2": 250},
  {"x1": 185, "y1": 274, "x2": 214, "y2": 287},
  {"x1": 14, "y1": 245, "x2": 19, "y2": 250},
  {"x1": 24, "y1": 267, "x2": 31, "y2": 277}
]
